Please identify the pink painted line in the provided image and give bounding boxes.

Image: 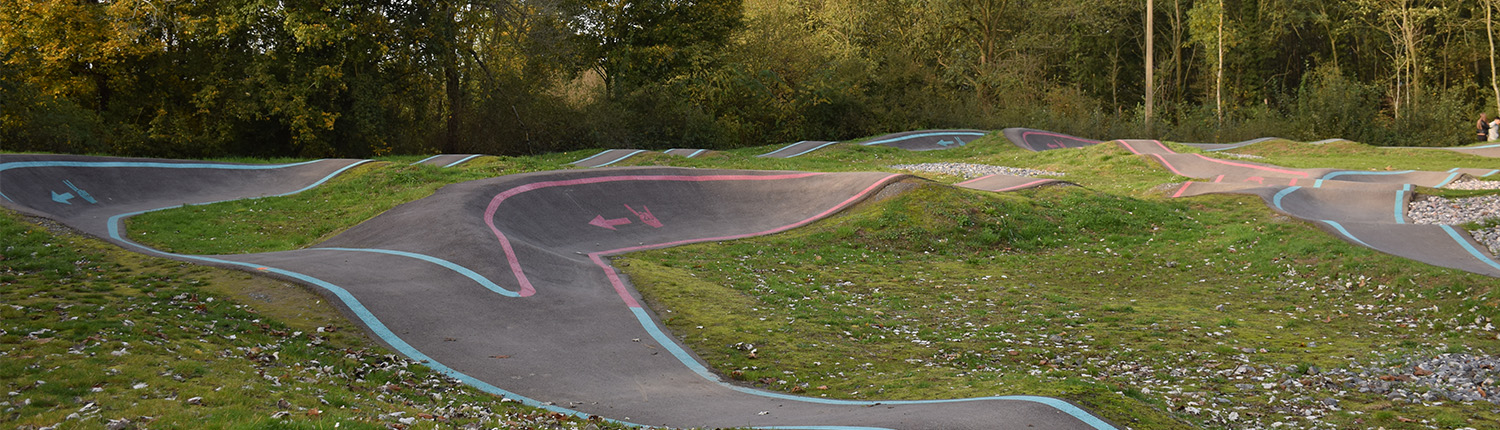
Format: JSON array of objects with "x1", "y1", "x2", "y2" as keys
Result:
[
  {"x1": 994, "y1": 179, "x2": 1056, "y2": 192},
  {"x1": 1213, "y1": 175, "x2": 1225, "y2": 183},
  {"x1": 1149, "y1": 140, "x2": 1174, "y2": 153},
  {"x1": 1192, "y1": 154, "x2": 1309, "y2": 178},
  {"x1": 1150, "y1": 154, "x2": 1188, "y2": 176},
  {"x1": 589, "y1": 174, "x2": 906, "y2": 308},
  {"x1": 1117, "y1": 140, "x2": 1142, "y2": 155},
  {"x1": 483, "y1": 172, "x2": 827, "y2": 297},
  {"x1": 1171, "y1": 182, "x2": 1194, "y2": 198},
  {"x1": 1288, "y1": 178, "x2": 1299, "y2": 186}
]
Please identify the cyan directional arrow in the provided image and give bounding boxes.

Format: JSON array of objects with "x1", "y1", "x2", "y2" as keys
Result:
[
  {"x1": 936, "y1": 139, "x2": 954, "y2": 146},
  {"x1": 51, "y1": 190, "x2": 76, "y2": 204},
  {"x1": 64, "y1": 180, "x2": 96, "y2": 203}
]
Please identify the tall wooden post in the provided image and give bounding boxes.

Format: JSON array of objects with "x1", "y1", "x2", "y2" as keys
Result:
[{"x1": 1146, "y1": 0, "x2": 1155, "y2": 132}]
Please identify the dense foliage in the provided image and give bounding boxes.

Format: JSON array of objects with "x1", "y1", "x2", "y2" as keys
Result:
[{"x1": 2, "y1": 0, "x2": 1496, "y2": 158}]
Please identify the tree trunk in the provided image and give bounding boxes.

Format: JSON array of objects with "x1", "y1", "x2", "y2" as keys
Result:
[
  {"x1": 1146, "y1": 0, "x2": 1154, "y2": 132},
  {"x1": 1489, "y1": 0, "x2": 1499, "y2": 115},
  {"x1": 1216, "y1": 0, "x2": 1223, "y2": 125}
]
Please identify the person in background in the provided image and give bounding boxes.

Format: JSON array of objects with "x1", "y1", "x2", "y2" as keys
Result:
[
  {"x1": 1482, "y1": 113, "x2": 1491, "y2": 142},
  {"x1": 1489, "y1": 117, "x2": 1500, "y2": 142}
]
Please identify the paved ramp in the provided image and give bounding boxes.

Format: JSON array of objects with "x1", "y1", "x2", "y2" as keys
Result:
[
  {"x1": 859, "y1": 130, "x2": 988, "y2": 151},
  {"x1": 759, "y1": 141, "x2": 840, "y2": 158},
  {"x1": 412, "y1": 154, "x2": 485, "y2": 167},
  {"x1": 1001, "y1": 128, "x2": 1102, "y2": 151},
  {"x1": 663, "y1": 148, "x2": 713, "y2": 158},
  {"x1": 0, "y1": 155, "x2": 1117, "y2": 430}
]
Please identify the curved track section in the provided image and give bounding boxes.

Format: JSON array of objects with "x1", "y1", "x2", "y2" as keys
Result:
[
  {"x1": 1112, "y1": 140, "x2": 1500, "y2": 278},
  {"x1": 1001, "y1": 128, "x2": 1102, "y2": 151},
  {"x1": 0, "y1": 154, "x2": 370, "y2": 236},
  {"x1": 0, "y1": 156, "x2": 1117, "y2": 430}
]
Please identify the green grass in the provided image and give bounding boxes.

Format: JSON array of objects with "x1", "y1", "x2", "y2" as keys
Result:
[
  {"x1": 17, "y1": 133, "x2": 1500, "y2": 429},
  {"x1": 1, "y1": 211, "x2": 628, "y2": 429}
]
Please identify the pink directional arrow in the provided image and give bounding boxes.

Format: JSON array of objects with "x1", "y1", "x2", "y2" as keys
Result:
[
  {"x1": 589, "y1": 214, "x2": 632, "y2": 230},
  {"x1": 625, "y1": 204, "x2": 663, "y2": 228}
]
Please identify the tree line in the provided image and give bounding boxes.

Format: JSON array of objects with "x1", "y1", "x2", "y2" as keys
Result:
[{"x1": 2, "y1": 0, "x2": 1496, "y2": 159}]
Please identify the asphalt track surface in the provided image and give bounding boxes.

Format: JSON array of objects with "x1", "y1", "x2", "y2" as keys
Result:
[{"x1": 0, "y1": 154, "x2": 1118, "y2": 430}]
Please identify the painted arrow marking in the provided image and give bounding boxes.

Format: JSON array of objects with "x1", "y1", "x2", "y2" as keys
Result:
[
  {"x1": 624, "y1": 204, "x2": 662, "y2": 228},
  {"x1": 589, "y1": 215, "x2": 632, "y2": 230},
  {"x1": 51, "y1": 190, "x2": 76, "y2": 204},
  {"x1": 64, "y1": 180, "x2": 97, "y2": 203}
]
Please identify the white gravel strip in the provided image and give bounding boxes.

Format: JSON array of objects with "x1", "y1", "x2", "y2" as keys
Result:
[
  {"x1": 1218, "y1": 152, "x2": 1265, "y2": 160},
  {"x1": 889, "y1": 163, "x2": 1064, "y2": 180},
  {"x1": 1444, "y1": 178, "x2": 1500, "y2": 191}
]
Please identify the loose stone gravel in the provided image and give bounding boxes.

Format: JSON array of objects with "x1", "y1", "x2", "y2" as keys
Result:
[
  {"x1": 1444, "y1": 178, "x2": 1500, "y2": 191},
  {"x1": 1336, "y1": 353, "x2": 1500, "y2": 405},
  {"x1": 889, "y1": 163, "x2": 1064, "y2": 180},
  {"x1": 1408, "y1": 194, "x2": 1500, "y2": 255}
]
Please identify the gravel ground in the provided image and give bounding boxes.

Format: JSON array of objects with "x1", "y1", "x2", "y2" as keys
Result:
[
  {"x1": 888, "y1": 163, "x2": 1064, "y2": 180},
  {"x1": 1444, "y1": 178, "x2": 1500, "y2": 191}
]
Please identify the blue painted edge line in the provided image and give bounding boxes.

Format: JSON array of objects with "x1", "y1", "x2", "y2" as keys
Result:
[
  {"x1": 316, "y1": 247, "x2": 520, "y2": 297},
  {"x1": 278, "y1": 160, "x2": 370, "y2": 197},
  {"x1": 1320, "y1": 220, "x2": 1373, "y2": 248},
  {"x1": 0, "y1": 159, "x2": 324, "y2": 172},
  {"x1": 411, "y1": 155, "x2": 443, "y2": 165},
  {"x1": 1439, "y1": 225, "x2": 1500, "y2": 272},
  {"x1": 569, "y1": 150, "x2": 614, "y2": 165},
  {"x1": 688, "y1": 149, "x2": 708, "y2": 158},
  {"x1": 629, "y1": 309, "x2": 1118, "y2": 429},
  {"x1": 1313, "y1": 179, "x2": 1324, "y2": 188},
  {"x1": 1320, "y1": 170, "x2": 1416, "y2": 181},
  {"x1": 1435, "y1": 172, "x2": 1462, "y2": 188},
  {"x1": 1272, "y1": 186, "x2": 1301, "y2": 212},
  {"x1": 1394, "y1": 185, "x2": 1411, "y2": 224},
  {"x1": 1484, "y1": 170, "x2": 1498, "y2": 177},
  {"x1": 859, "y1": 131, "x2": 987, "y2": 146},
  {"x1": 442, "y1": 154, "x2": 483, "y2": 168}
]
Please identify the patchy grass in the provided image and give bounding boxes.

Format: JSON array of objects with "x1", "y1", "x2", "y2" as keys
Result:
[{"x1": 1, "y1": 211, "x2": 626, "y2": 429}]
